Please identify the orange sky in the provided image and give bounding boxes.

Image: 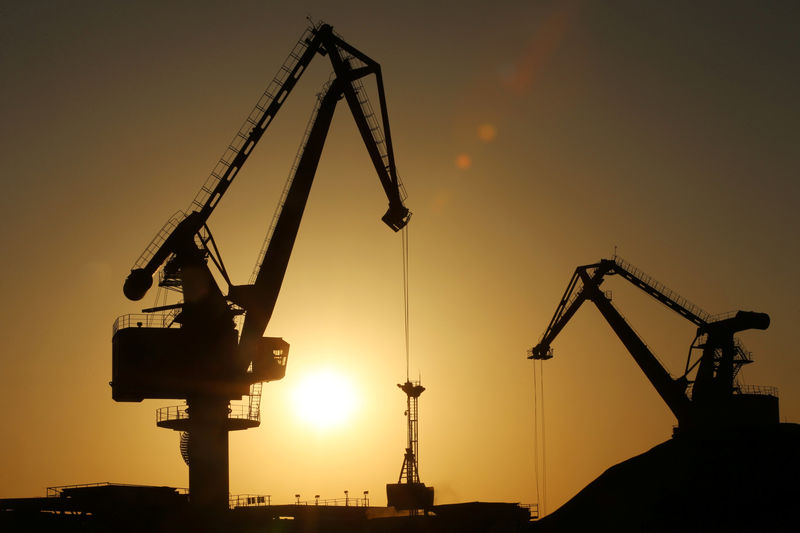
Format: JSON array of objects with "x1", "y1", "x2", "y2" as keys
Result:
[{"x1": 1, "y1": 0, "x2": 799, "y2": 515}]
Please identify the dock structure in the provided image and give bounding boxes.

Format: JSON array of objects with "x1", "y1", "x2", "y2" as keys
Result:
[{"x1": 0, "y1": 482, "x2": 532, "y2": 532}]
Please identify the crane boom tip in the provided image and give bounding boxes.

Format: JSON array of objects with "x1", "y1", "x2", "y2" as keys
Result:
[{"x1": 382, "y1": 206, "x2": 411, "y2": 232}]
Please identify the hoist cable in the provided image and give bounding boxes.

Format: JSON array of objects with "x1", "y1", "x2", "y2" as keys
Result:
[
  {"x1": 532, "y1": 360, "x2": 547, "y2": 517},
  {"x1": 532, "y1": 361, "x2": 541, "y2": 510},
  {"x1": 401, "y1": 226, "x2": 410, "y2": 382},
  {"x1": 540, "y1": 361, "x2": 547, "y2": 516}
]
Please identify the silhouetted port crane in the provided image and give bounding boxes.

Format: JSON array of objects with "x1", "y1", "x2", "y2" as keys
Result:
[
  {"x1": 528, "y1": 256, "x2": 778, "y2": 435},
  {"x1": 111, "y1": 21, "x2": 410, "y2": 512}
]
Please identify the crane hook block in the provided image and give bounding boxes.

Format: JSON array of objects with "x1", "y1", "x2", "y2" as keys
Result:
[
  {"x1": 123, "y1": 268, "x2": 153, "y2": 301},
  {"x1": 382, "y1": 205, "x2": 411, "y2": 232}
]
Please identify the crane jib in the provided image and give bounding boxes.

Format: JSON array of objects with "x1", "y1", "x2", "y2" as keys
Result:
[
  {"x1": 528, "y1": 256, "x2": 775, "y2": 434},
  {"x1": 122, "y1": 22, "x2": 410, "y2": 303}
]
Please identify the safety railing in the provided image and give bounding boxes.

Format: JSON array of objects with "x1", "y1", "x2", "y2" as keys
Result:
[
  {"x1": 249, "y1": 81, "x2": 328, "y2": 284},
  {"x1": 187, "y1": 24, "x2": 316, "y2": 215},
  {"x1": 229, "y1": 494, "x2": 372, "y2": 509},
  {"x1": 344, "y1": 52, "x2": 407, "y2": 203},
  {"x1": 47, "y1": 482, "x2": 188, "y2": 498},
  {"x1": 685, "y1": 383, "x2": 778, "y2": 400},
  {"x1": 737, "y1": 384, "x2": 778, "y2": 397},
  {"x1": 47, "y1": 482, "x2": 111, "y2": 498},
  {"x1": 231, "y1": 494, "x2": 271, "y2": 508},
  {"x1": 156, "y1": 404, "x2": 190, "y2": 423},
  {"x1": 734, "y1": 338, "x2": 753, "y2": 365},
  {"x1": 132, "y1": 212, "x2": 186, "y2": 270},
  {"x1": 129, "y1": 24, "x2": 319, "y2": 273},
  {"x1": 229, "y1": 403, "x2": 260, "y2": 423},
  {"x1": 522, "y1": 503, "x2": 539, "y2": 520},
  {"x1": 112, "y1": 311, "x2": 179, "y2": 335},
  {"x1": 611, "y1": 255, "x2": 712, "y2": 325},
  {"x1": 156, "y1": 403, "x2": 260, "y2": 424},
  {"x1": 247, "y1": 382, "x2": 263, "y2": 421}
]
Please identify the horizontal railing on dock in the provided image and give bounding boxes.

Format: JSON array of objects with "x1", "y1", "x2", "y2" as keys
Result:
[{"x1": 230, "y1": 494, "x2": 372, "y2": 509}]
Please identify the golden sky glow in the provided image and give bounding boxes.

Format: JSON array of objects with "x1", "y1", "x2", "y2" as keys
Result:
[
  {"x1": 1, "y1": 0, "x2": 799, "y2": 516},
  {"x1": 291, "y1": 369, "x2": 358, "y2": 431}
]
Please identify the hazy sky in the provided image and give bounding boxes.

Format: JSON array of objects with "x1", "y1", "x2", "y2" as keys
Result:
[{"x1": 1, "y1": 0, "x2": 798, "y2": 514}]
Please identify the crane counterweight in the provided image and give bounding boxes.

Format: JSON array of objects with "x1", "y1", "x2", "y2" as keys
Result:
[{"x1": 123, "y1": 268, "x2": 153, "y2": 301}]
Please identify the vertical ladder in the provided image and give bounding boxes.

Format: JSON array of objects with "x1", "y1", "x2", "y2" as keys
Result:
[
  {"x1": 186, "y1": 26, "x2": 318, "y2": 216},
  {"x1": 247, "y1": 382, "x2": 263, "y2": 421},
  {"x1": 610, "y1": 255, "x2": 711, "y2": 326},
  {"x1": 340, "y1": 52, "x2": 407, "y2": 202},
  {"x1": 249, "y1": 86, "x2": 328, "y2": 283},
  {"x1": 405, "y1": 393, "x2": 420, "y2": 483}
]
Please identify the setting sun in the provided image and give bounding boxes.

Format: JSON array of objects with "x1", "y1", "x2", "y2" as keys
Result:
[{"x1": 291, "y1": 369, "x2": 358, "y2": 430}]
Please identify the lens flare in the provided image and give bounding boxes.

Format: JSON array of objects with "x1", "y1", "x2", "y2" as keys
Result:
[
  {"x1": 456, "y1": 153, "x2": 472, "y2": 170},
  {"x1": 478, "y1": 124, "x2": 497, "y2": 142}
]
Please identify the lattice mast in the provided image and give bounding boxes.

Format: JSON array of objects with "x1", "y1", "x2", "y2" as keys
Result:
[
  {"x1": 385, "y1": 224, "x2": 433, "y2": 511},
  {"x1": 398, "y1": 381, "x2": 425, "y2": 484}
]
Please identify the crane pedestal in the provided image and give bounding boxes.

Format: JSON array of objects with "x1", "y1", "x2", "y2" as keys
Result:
[
  {"x1": 156, "y1": 398, "x2": 262, "y2": 512},
  {"x1": 114, "y1": 322, "x2": 286, "y2": 512},
  {"x1": 185, "y1": 397, "x2": 231, "y2": 511}
]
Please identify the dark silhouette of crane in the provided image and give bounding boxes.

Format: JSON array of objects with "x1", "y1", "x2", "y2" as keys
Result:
[
  {"x1": 111, "y1": 21, "x2": 410, "y2": 512},
  {"x1": 529, "y1": 256, "x2": 778, "y2": 435}
]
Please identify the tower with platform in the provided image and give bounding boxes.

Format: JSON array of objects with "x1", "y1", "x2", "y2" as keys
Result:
[{"x1": 386, "y1": 380, "x2": 434, "y2": 513}]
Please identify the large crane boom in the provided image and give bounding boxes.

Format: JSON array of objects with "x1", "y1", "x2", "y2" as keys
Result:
[
  {"x1": 122, "y1": 23, "x2": 409, "y2": 302},
  {"x1": 529, "y1": 257, "x2": 777, "y2": 434},
  {"x1": 233, "y1": 33, "x2": 410, "y2": 347},
  {"x1": 123, "y1": 26, "x2": 323, "y2": 301},
  {"x1": 530, "y1": 260, "x2": 691, "y2": 422}
]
